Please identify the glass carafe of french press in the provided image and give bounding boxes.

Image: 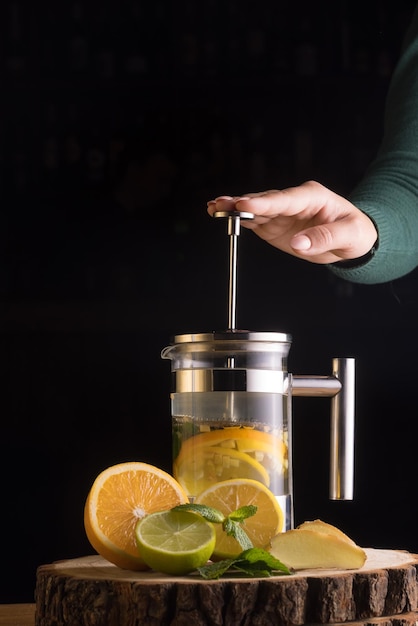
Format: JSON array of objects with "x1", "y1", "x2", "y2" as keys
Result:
[{"x1": 161, "y1": 211, "x2": 355, "y2": 531}]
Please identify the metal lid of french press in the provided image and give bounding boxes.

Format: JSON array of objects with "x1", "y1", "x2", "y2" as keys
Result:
[
  {"x1": 162, "y1": 331, "x2": 291, "y2": 393},
  {"x1": 171, "y1": 330, "x2": 291, "y2": 345}
]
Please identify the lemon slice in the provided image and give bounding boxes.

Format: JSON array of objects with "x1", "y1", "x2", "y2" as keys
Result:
[
  {"x1": 135, "y1": 510, "x2": 216, "y2": 575},
  {"x1": 175, "y1": 445, "x2": 270, "y2": 497},
  {"x1": 174, "y1": 427, "x2": 287, "y2": 498},
  {"x1": 176, "y1": 427, "x2": 286, "y2": 461},
  {"x1": 195, "y1": 478, "x2": 284, "y2": 560}
]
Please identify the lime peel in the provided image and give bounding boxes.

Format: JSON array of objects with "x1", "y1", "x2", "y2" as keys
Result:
[{"x1": 135, "y1": 509, "x2": 216, "y2": 575}]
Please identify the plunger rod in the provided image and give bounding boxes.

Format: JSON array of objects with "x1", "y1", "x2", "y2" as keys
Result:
[
  {"x1": 212, "y1": 210, "x2": 254, "y2": 330},
  {"x1": 227, "y1": 215, "x2": 239, "y2": 330}
]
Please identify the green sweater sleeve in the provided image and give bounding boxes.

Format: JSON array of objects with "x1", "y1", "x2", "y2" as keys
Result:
[{"x1": 330, "y1": 4, "x2": 418, "y2": 284}]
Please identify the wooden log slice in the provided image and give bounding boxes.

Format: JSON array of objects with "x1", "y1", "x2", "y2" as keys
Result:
[
  {"x1": 35, "y1": 549, "x2": 418, "y2": 626},
  {"x1": 0, "y1": 604, "x2": 36, "y2": 626}
]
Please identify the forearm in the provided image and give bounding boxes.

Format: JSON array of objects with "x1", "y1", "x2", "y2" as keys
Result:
[
  {"x1": 329, "y1": 4, "x2": 418, "y2": 285},
  {"x1": 329, "y1": 183, "x2": 418, "y2": 284}
]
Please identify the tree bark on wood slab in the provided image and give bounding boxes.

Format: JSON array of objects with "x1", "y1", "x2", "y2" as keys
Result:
[
  {"x1": 35, "y1": 549, "x2": 418, "y2": 626},
  {"x1": 331, "y1": 613, "x2": 418, "y2": 626}
]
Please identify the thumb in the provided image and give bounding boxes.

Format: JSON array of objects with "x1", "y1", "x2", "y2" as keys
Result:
[
  {"x1": 290, "y1": 216, "x2": 376, "y2": 261},
  {"x1": 291, "y1": 234, "x2": 313, "y2": 252},
  {"x1": 291, "y1": 224, "x2": 337, "y2": 256}
]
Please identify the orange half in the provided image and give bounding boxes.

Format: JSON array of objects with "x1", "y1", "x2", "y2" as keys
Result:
[{"x1": 84, "y1": 461, "x2": 189, "y2": 570}]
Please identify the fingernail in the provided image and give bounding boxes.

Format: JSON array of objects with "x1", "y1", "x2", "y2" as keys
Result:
[
  {"x1": 292, "y1": 235, "x2": 311, "y2": 251},
  {"x1": 214, "y1": 195, "x2": 233, "y2": 201}
]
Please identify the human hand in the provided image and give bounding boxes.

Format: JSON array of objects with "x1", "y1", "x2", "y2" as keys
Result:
[{"x1": 207, "y1": 181, "x2": 378, "y2": 265}]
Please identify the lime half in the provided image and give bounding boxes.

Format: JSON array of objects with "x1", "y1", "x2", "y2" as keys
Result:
[{"x1": 135, "y1": 510, "x2": 216, "y2": 575}]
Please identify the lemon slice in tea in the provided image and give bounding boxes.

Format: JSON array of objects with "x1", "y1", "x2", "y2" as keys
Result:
[
  {"x1": 175, "y1": 445, "x2": 270, "y2": 497},
  {"x1": 174, "y1": 427, "x2": 287, "y2": 497}
]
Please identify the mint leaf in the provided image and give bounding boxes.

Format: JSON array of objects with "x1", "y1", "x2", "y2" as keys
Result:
[
  {"x1": 172, "y1": 503, "x2": 225, "y2": 524},
  {"x1": 228, "y1": 505, "x2": 257, "y2": 523},
  {"x1": 197, "y1": 548, "x2": 291, "y2": 580},
  {"x1": 223, "y1": 518, "x2": 253, "y2": 550},
  {"x1": 171, "y1": 502, "x2": 256, "y2": 550},
  {"x1": 198, "y1": 558, "x2": 237, "y2": 580},
  {"x1": 234, "y1": 564, "x2": 273, "y2": 577},
  {"x1": 237, "y1": 548, "x2": 291, "y2": 574},
  {"x1": 171, "y1": 502, "x2": 267, "y2": 558}
]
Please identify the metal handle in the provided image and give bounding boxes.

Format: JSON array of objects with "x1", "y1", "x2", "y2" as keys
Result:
[{"x1": 292, "y1": 357, "x2": 355, "y2": 500}]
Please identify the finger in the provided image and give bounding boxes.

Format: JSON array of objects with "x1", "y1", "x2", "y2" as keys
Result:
[
  {"x1": 207, "y1": 196, "x2": 237, "y2": 216},
  {"x1": 207, "y1": 190, "x2": 282, "y2": 220},
  {"x1": 233, "y1": 183, "x2": 332, "y2": 220},
  {"x1": 291, "y1": 224, "x2": 335, "y2": 256},
  {"x1": 291, "y1": 214, "x2": 377, "y2": 260}
]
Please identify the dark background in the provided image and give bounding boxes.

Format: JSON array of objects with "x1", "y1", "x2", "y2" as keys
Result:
[{"x1": 2, "y1": 0, "x2": 418, "y2": 603}]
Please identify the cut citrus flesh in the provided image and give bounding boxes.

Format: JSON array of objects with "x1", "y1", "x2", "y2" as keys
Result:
[
  {"x1": 174, "y1": 426, "x2": 287, "y2": 498},
  {"x1": 175, "y1": 445, "x2": 270, "y2": 496},
  {"x1": 135, "y1": 509, "x2": 216, "y2": 575},
  {"x1": 195, "y1": 478, "x2": 284, "y2": 560},
  {"x1": 176, "y1": 427, "x2": 286, "y2": 460},
  {"x1": 84, "y1": 462, "x2": 189, "y2": 570}
]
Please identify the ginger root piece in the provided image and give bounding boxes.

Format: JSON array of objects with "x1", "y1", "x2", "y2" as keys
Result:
[
  {"x1": 269, "y1": 520, "x2": 367, "y2": 570},
  {"x1": 296, "y1": 519, "x2": 357, "y2": 546}
]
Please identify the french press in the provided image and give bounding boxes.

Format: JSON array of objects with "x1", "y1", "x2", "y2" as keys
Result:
[{"x1": 161, "y1": 211, "x2": 355, "y2": 531}]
